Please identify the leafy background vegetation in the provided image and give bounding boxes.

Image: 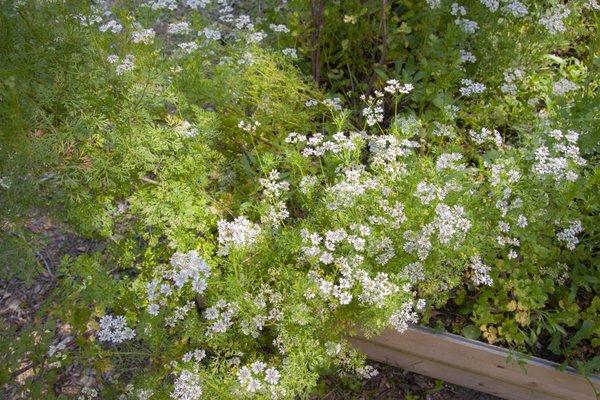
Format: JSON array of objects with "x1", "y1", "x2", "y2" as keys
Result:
[{"x1": 0, "y1": 0, "x2": 598, "y2": 399}]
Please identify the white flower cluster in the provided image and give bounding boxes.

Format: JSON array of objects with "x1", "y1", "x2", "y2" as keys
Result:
[
  {"x1": 74, "y1": 13, "x2": 102, "y2": 27},
  {"x1": 325, "y1": 166, "x2": 378, "y2": 210},
  {"x1": 240, "y1": 288, "x2": 283, "y2": 338},
  {"x1": 459, "y1": 50, "x2": 476, "y2": 64},
  {"x1": 97, "y1": 315, "x2": 136, "y2": 344},
  {"x1": 553, "y1": 78, "x2": 578, "y2": 96},
  {"x1": 459, "y1": 79, "x2": 486, "y2": 96},
  {"x1": 355, "y1": 271, "x2": 400, "y2": 308},
  {"x1": 404, "y1": 203, "x2": 471, "y2": 260},
  {"x1": 431, "y1": 122, "x2": 455, "y2": 137},
  {"x1": 586, "y1": 0, "x2": 600, "y2": 10},
  {"x1": 107, "y1": 54, "x2": 135, "y2": 75},
  {"x1": 237, "y1": 362, "x2": 281, "y2": 395},
  {"x1": 144, "y1": 0, "x2": 178, "y2": 10},
  {"x1": 433, "y1": 204, "x2": 471, "y2": 245},
  {"x1": 260, "y1": 170, "x2": 289, "y2": 199},
  {"x1": 500, "y1": 68, "x2": 525, "y2": 95},
  {"x1": 414, "y1": 181, "x2": 456, "y2": 205},
  {"x1": 426, "y1": 0, "x2": 442, "y2": 8},
  {"x1": 202, "y1": 27, "x2": 222, "y2": 41},
  {"x1": 436, "y1": 152, "x2": 465, "y2": 171},
  {"x1": 495, "y1": 188, "x2": 523, "y2": 217},
  {"x1": 533, "y1": 129, "x2": 586, "y2": 183},
  {"x1": 204, "y1": 300, "x2": 238, "y2": 336},
  {"x1": 146, "y1": 251, "x2": 210, "y2": 316},
  {"x1": 322, "y1": 97, "x2": 343, "y2": 110},
  {"x1": 455, "y1": 18, "x2": 479, "y2": 34},
  {"x1": 238, "y1": 120, "x2": 261, "y2": 133},
  {"x1": 285, "y1": 131, "x2": 362, "y2": 157},
  {"x1": 479, "y1": 0, "x2": 500, "y2": 12},
  {"x1": 132, "y1": 28, "x2": 155, "y2": 44},
  {"x1": 504, "y1": 0, "x2": 528, "y2": 17},
  {"x1": 557, "y1": 220, "x2": 583, "y2": 250},
  {"x1": 282, "y1": 48, "x2": 298, "y2": 58},
  {"x1": 469, "y1": 127, "x2": 502, "y2": 146},
  {"x1": 170, "y1": 250, "x2": 211, "y2": 294},
  {"x1": 100, "y1": 19, "x2": 123, "y2": 34},
  {"x1": 269, "y1": 24, "x2": 290, "y2": 33},
  {"x1": 383, "y1": 79, "x2": 414, "y2": 95},
  {"x1": 259, "y1": 170, "x2": 290, "y2": 227},
  {"x1": 166, "y1": 301, "x2": 195, "y2": 327},
  {"x1": 299, "y1": 175, "x2": 318, "y2": 194},
  {"x1": 217, "y1": 216, "x2": 261, "y2": 256},
  {"x1": 362, "y1": 99, "x2": 384, "y2": 126},
  {"x1": 356, "y1": 365, "x2": 379, "y2": 379},
  {"x1": 401, "y1": 261, "x2": 425, "y2": 284},
  {"x1": 488, "y1": 160, "x2": 521, "y2": 187},
  {"x1": 368, "y1": 134, "x2": 419, "y2": 176},
  {"x1": 389, "y1": 301, "x2": 419, "y2": 333},
  {"x1": 539, "y1": 5, "x2": 571, "y2": 34},
  {"x1": 186, "y1": 0, "x2": 210, "y2": 8},
  {"x1": 179, "y1": 42, "x2": 199, "y2": 54},
  {"x1": 480, "y1": 0, "x2": 499, "y2": 12},
  {"x1": 470, "y1": 255, "x2": 492, "y2": 286},
  {"x1": 182, "y1": 349, "x2": 206, "y2": 363},
  {"x1": 168, "y1": 21, "x2": 191, "y2": 35},
  {"x1": 171, "y1": 370, "x2": 202, "y2": 400},
  {"x1": 175, "y1": 120, "x2": 198, "y2": 137},
  {"x1": 451, "y1": 3, "x2": 467, "y2": 16}
]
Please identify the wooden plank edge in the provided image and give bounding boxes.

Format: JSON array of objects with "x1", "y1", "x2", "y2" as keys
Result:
[
  {"x1": 349, "y1": 337, "x2": 558, "y2": 400},
  {"x1": 350, "y1": 325, "x2": 599, "y2": 400}
]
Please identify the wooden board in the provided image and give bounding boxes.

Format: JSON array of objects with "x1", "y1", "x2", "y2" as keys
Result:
[{"x1": 349, "y1": 325, "x2": 600, "y2": 400}]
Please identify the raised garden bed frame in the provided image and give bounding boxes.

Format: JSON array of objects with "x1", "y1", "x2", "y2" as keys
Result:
[{"x1": 350, "y1": 325, "x2": 600, "y2": 400}]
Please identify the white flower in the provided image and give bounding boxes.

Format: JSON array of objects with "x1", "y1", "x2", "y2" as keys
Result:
[
  {"x1": 168, "y1": 22, "x2": 191, "y2": 35},
  {"x1": 426, "y1": 0, "x2": 441, "y2": 8},
  {"x1": 470, "y1": 255, "x2": 492, "y2": 286},
  {"x1": 269, "y1": 24, "x2": 290, "y2": 33},
  {"x1": 383, "y1": 79, "x2": 414, "y2": 95},
  {"x1": 186, "y1": 0, "x2": 210, "y2": 8},
  {"x1": 99, "y1": 20, "x2": 123, "y2": 34},
  {"x1": 362, "y1": 100, "x2": 384, "y2": 126},
  {"x1": 179, "y1": 42, "x2": 199, "y2": 54},
  {"x1": 169, "y1": 250, "x2": 211, "y2": 294},
  {"x1": 217, "y1": 217, "x2": 261, "y2": 256},
  {"x1": 455, "y1": 18, "x2": 479, "y2": 34},
  {"x1": 469, "y1": 127, "x2": 502, "y2": 146},
  {"x1": 553, "y1": 78, "x2": 578, "y2": 96},
  {"x1": 97, "y1": 315, "x2": 135, "y2": 343},
  {"x1": 171, "y1": 370, "x2": 202, "y2": 400},
  {"x1": 282, "y1": 48, "x2": 298, "y2": 58},
  {"x1": 539, "y1": 5, "x2": 571, "y2": 34},
  {"x1": 115, "y1": 55, "x2": 135, "y2": 75},
  {"x1": 132, "y1": 28, "x2": 155, "y2": 44},
  {"x1": 389, "y1": 301, "x2": 419, "y2": 333},
  {"x1": 459, "y1": 79, "x2": 486, "y2": 96},
  {"x1": 264, "y1": 368, "x2": 280, "y2": 385},
  {"x1": 106, "y1": 54, "x2": 119, "y2": 64},
  {"x1": 557, "y1": 220, "x2": 583, "y2": 250},
  {"x1": 459, "y1": 50, "x2": 476, "y2": 64},
  {"x1": 504, "y1": 1, "x2": 528, "y2": 17},
  {"x1": 202, "y1": 27, "x2": 222, "y2": 41},
  {"x1": 480, "y1": 0, "x2": 499, "y2": 12},
  {"x1": 356, "y1": 364, "x2": 379, "y2": 379},
  {"x1": 451, "y1": 3, "x2": 467, "y2": 16},
  {"x1": 436, "y1": 153, "x2": 465, "y2": 171}
]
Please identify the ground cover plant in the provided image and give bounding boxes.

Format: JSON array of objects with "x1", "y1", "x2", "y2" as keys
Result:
[{"x1": 0, "y1": 0, "x2": 598, "y2": 399}]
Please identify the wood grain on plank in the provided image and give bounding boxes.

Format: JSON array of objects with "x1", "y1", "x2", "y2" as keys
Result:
[{"x1": 351, "y1": 326, "x2": 600, "y2": 400}]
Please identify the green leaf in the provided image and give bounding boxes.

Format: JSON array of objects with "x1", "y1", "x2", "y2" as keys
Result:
[
  {"x1": 462, "y1": 324, "x2": 481, "y2": 340},
  {"x1": 569, "y1": 320, "x2": 595, "y2": 349}
]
